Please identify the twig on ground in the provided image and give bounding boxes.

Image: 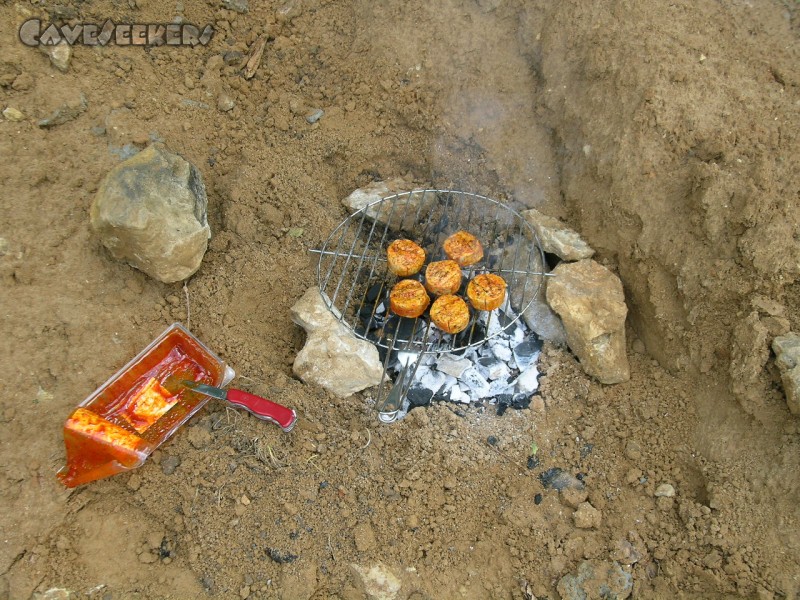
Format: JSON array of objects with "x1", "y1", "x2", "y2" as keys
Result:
[{"x1": 183, "y1": 280, "x2": 191, "y2": 330}]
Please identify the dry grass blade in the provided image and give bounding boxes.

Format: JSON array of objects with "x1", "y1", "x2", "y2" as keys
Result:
[{"x1": 242, "y1": 35, "x2": 267, "y2": 80}]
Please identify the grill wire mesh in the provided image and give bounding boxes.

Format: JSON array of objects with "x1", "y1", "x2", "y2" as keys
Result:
[{"x1": 315, "y1": 190, "x2": 547, "y2": 421}]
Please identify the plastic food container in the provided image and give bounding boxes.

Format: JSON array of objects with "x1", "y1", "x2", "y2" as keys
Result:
[{"x1": 57, "y1": 323, "x2": 234, "y2": 487}]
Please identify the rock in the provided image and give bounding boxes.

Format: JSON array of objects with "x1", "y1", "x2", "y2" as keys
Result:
[
  {"x1": 161, "y1": 455, "x2": 181, "y2": 475},
  {"x1": 772, "y1": 332, "x2": 800, "y2": 415},
  {"x1": 90, "y1": 145, "x2": 211, "y2": 283},
  {"x1": 654, "y1": 483, "x2": 676, "y2": 498},
  {"x1": 2, "y1": 107, "x2": 24, "y2": 122},
  {"x1": 350, "y1": 563, "x2": 402, "y2": 600},
  {"x1": 557, "y1": 560, "x2": 632, "y2": 600},
  {"x1": 305, "y1": 108, "x2": 324, "y2": 124},
  {"x1": 222, "y1": 0, "x2": 249, "y2": 13},
  {"x1": 41, "y1": 41, "x2": 72, "y2": 72},
  {"x1": 353, "y1": 523, "x2": 377, "y2": 552},
  {"x1": 291, "y1": 288, "x2": 383, "y2": 397},
  {"x1": 546, "y1": 259, "x2": 630, "y2": 384},
  {"x1": 342, "y1": 179, "x2": 432, "y2": 231},
  {"x1": 521, "y1": 208, "x2": 595, "y2": 261},
  {"x1": 37, "y1": 89, "x2": 87, "y2": 127},
  {"x1": 501, "y1": 240, "x2": 567, "y2": 345},
  {"x1": 217, "y1": 94, "x2": 235, "y2": 112},
  {"x1": 573, "y1": 502, "x2": 602, "y2": 529},
  {"x1": 32, "y1": 589, "x2": 77, "y2": 600},
  {"x1": 539, "y1": 468, "x2": 584, "y2": 491}
]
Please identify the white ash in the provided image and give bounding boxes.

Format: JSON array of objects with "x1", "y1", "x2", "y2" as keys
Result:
[{"x1": 387, "y1": 303, "x2": 542, "y2": 418}]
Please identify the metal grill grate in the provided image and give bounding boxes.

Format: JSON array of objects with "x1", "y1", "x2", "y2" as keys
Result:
[{"x1": 315, "y1": 190, "x2": 548, "y2": 421}]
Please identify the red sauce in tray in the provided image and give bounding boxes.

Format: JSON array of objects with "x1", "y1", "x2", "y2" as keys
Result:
[{"x1": 58, "y1": 325, "x2": 227, "y2": 488}]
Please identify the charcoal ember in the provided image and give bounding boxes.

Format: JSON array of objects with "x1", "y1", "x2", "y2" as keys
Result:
[
  {"x1": 383, "y1": 315, "x2": 424, "y2": 341},
  {"x1": 494, "y1": 392, "x2": 530, "y2": 414},
  {"x1": 491, "y1": 342, "x2": 513, "y2": 363},
  {"x1": 513, "y1": 365, "x2": 540, "y2": 394},
  {"x1": 419, "y1": 368, "x2": 448, "y2": 394},
  {"x1": 365, "y1": 282, "x2": 384, "y2": 304},
  {"x1": 359, "y1": 305, "x2": 386, "y2": 330},
  {"x1": 407, "y1": 385, "x2": 434, "y2": 407},
  {"x1": 513, "y1": 337, "x2": 542, "y2": 370},
  {"x1": 539, "y1": 468, "x2": 584, "y2": 491},
  {"x1": 460, "y1": 367, "x2": 492, "y2": 399},
  {"x1": 450, "y1": 386, "x2": 470, "y2": 403},
  {"x1": 437, "y1": 355, "x2": 472, "y2": 379},
  {"x1": 487, "y1": 361, "x2": 511, "y2": 381},
  {"x1": 453, "y1": 323, "x2": 486, "y2": 355},
  {"x1": 488, "y1": 377, "x2": 514, "y2": 397}
]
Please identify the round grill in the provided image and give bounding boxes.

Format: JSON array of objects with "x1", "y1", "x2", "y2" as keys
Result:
[{"x1": 316, "y1": 190, "x2": 546, "y2": 356}]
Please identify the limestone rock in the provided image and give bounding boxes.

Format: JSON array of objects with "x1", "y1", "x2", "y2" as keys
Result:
[
  {"x1": 772, "y1": 332, "x2": 800, "y2": 415},
  {"x1": 291, "y1": 288, "x2": 383, "y2": 398},
  {"x1": 558, "y1": 560, "x2": 633, "y2": 600},
  {"x1": 342, "y1": 179, "x2": 432, "y2": 231},
  {"x1": 41, "y1": 40, "x2": 71, "y2": 72},
  {"x1": 546, "y1": 260, "x2": 629, "y2": 383},
  {"x1": 90, "y1": 145, "x2": 210, "y2": 283},
  {"x1": 350, "y1": 563, "x2": 402, "y2": 600},
  {"x1": 501, "y1": 240, "x2": 567, "y2": 345},
  {"x1": 3, "y1": 107, "x2": 24, "y2": 122},
  {"x1": 522, "y1": 208, "x2": 594, "y2": 261}
]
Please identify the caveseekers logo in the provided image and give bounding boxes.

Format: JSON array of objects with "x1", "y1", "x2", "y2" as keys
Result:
[{"x1": 19, "y1": 19, "x2": 214, "y2": 47}]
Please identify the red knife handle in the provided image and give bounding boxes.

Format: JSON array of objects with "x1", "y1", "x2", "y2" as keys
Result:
[{"x1": 225, "y1": 389, "x2": 297, "y2": 432}]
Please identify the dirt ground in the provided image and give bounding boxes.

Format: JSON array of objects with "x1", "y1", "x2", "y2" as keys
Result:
[{"x1": 1, "y1": 0, "x2": 799, "y2": 598}]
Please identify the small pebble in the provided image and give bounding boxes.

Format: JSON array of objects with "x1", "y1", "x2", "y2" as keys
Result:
[
  {"x1": 222, "y1": 0, "x2": 249, "y2": 13},
  {"x1": 654, "y1": 483, "x2": 676, "y2": 498},
  {"x1": 486, "y1": 435, "x2": 498, "y2": 446},
  {"x1": 161, "y1": 455, "x2": 181, "y2": 475},
  {"x1": 218, "y1": 94, "x2": 235, "y2": 112},
  {"x1": 305, "y1": 108, "x2": 324, "y2": 124},
  {"x1": 2, "y1": 107, "x2": 24, "y2": 122},
  {"x1": 241, "y1": 494, "x2": 251, "y2": 506},
  {"x1": 534, "y1": 493, "x2": 543, "y2": 505}
]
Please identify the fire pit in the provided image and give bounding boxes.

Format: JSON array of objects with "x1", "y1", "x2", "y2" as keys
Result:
[{"x1": 315, "y1": 190, "x2": 548, "y2": 422}]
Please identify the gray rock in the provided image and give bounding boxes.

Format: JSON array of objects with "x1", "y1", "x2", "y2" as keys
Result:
[
  {"x1": 161, "y1": 455, "x2": 181, "y2": 475},
  {"x1": 222, "y1": 0, "x2": 249, "y2": 12},
  {"x1": 90, "y1": 145, "x2": 211, "y2": 283},
  {"x1": 501, "y1": 240, "x2": 567, "y2": 345},
  {"x1": 37, "y1": 89, "x2": 87, "y2": 127},
  {"x1": 305, "y1": 108, "x2": 324, "y2": 124},
  {"x1": 546, "y1": 260, "x2": 630, "y2": 384},
  {"x1": 342, "y1": 179, "x2": 433, "y2": 231},
  {"x1": 521, "y1": 208, "x2": 595, "y2": 261},
  {"x1": 557, "y1": 560, "x2": 633, "y2": 600},
  {"x1": 772, "y1": 332, "x2": 800, "y2": 415},
  {"x1": 291, "y1": 288, "x2": 383, "y2": 398},
  {"x1": 349, "y1": 563, "x2": 402, "y2": 600}
]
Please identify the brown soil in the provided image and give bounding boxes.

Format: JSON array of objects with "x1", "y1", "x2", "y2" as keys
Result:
[{"x1": 1, "y1": 0, "x2": 799, "y2": 599}]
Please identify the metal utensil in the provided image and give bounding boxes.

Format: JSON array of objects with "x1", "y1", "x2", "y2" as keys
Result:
[{"x1": 179, "y1": 380, "x2": 297, "y2": 432}]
